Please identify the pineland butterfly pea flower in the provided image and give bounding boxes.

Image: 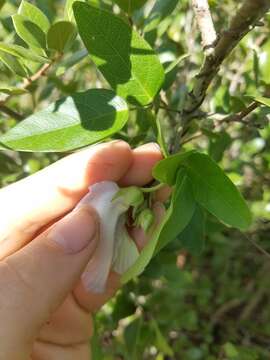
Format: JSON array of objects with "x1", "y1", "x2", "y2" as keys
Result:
[{"x1": 75, "y1": 181, "x2": 140, "y2": 293}]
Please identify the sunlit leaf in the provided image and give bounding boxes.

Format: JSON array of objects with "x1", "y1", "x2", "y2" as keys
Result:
[
  {"x1": 47, "y1": 21, "x2": 77, "y2": 52},
  {"x1": 0, "y1": 51, "x2": 28, "y2": 77},
  {"x1": 0, "y1": 42, "x2": 48, "y2": 63},
  {"x1": 0, "y1": 87, "x2": 28, "y2": 95},
  {"x1": 12, "y1": 14, "x2": 47, "y2": 51},
  {"x1": 74, "y1": 2, "x2": 164, "y2": 105},
  {"x1": 144, "y1": 0, "x2": 179, "y2": 33},
  {"x1": 253, "y1": 95, "x2": 270, "y2": 107},
  {"x1": 18, "y1": 0, "x2": 50, "y2": 32},
  {"x1": 153, "y1": 150, "x2": 195, "y2": 185},
  {"x1": 0, "y1": 89, "x2": 129, "y2": 152}
]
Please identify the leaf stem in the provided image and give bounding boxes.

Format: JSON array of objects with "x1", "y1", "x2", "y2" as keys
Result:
[{"x1": 141, "y1": 183, "x2": 165, "y2": 193}]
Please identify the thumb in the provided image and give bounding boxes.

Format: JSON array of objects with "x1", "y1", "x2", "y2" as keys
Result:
[{"x1": 0, "y1": 207, "x2": 98, "y2": 359}]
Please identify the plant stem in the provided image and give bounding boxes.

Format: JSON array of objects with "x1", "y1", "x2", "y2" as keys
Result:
[
  {"x1": 0, "y1": 104, "x2": 24, "y2": 120},
  {"x1": 191, "y1": 0, "x2": 217, "y2": 56},
  {"x1": 184, "y1": 0, "x2": 270, "y2": 117},
  {"x1": 180, "y1": 132, "x2": 203, "y2": 145},
  {"x1": 219, "y1": 101, "x2": 260, "y2": 125},
  {"x1": 141, "y1": 183, "x2": 166, "y2": 193}
]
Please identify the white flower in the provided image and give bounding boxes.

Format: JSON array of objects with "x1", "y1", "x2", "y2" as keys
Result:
[{"x1": 76, "y1": 181, "x2": 139, "y2": 293}]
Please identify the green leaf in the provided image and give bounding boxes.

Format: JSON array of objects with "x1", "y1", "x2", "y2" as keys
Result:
[
  {"x1": 122, "y1": 210, "x2": 168, "y2": 284},
  {"x1": 259, "y1": 40, "x2": 270, "y2": 84},
  {"x1": 0, "y1": 87, "x2": 28, "y2": 95},
  {"x1": 154, "y1": 151, "x2": 252, "y2": 230},
  {"x1": 0, "y1": 42, "x2": 48, "y2": 63},
  {"x1": 56, "y1": 49, "x2": 88, "y2": 76},
  {"x1": 73, "y1": 2, "x2": 165, "y2": 106},
  {"x1": 184, "y1": 152, "x2": 252, "y2": 230},
  {"x1": 223, "y1": 343, "x2": 239, "y2": 358},
  {"x1": 178, "y1": 205, "x2": 206, "y2": 256},
  {"x1": 47, "y1": 21, "x2": 77, "y2": 53},
  {"x1": 144, "y1": 0, "x2": 179, "y2": 33},
  {"x1": 12, "y1": 14, "x2": 47, "y2": 51},
  {"x1": 156, "y1": 116, "x2": 169, "y2": 158},
  {"x1": 155, "y1": 169, "x2": 196, "y2": 252},
  {"x1": 122, "y1": 169, "x2": 195, "y2": 283},
  {"x1": 165, "y1": 55, "x2": 189, "y2": 75},
  {"x1": 163, "y1": 54, "x2": 189, "y2": 91},
  {"x1": 0, "y1": 89, "x2": 129, "y2": 152},
  {"x1": 209, "y1": 131, "x2": 231, "y2": 162},
  {"x1": 252, "y1": 95, "x2": 270, "y2": 107},
  {"x1": 151, "y1": 319, "x2": 173, "y2": 356},
  {"x1": 18, "y1": 0, "x2": 50, "y2": 33},
  {"x1": 64, "y1": 0, "x2": 80, "y2": 22},
  {"x1": 0, "y1": 51, "x2": 28, "y2": 77},
  {"x1": 153, "y1": 150, "x2": 195, "y2": 185},
  {"x1": 114, "y1": 0, "x2": 147, "y2": 14},
  {"x1": 253, "y1": 49, "x2": 259, "y2": 87},
  {"x1": 0, "y1": 0, "x2": 5, "y2": 10},
  {"x1": 124, "y1": 317, "x2": 142, "y2": 359}
]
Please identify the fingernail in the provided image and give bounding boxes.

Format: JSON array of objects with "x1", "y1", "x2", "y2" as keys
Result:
[
  {"x1": 139, "y1": 142, "x2": 161, "y2": 152},
  {"x1": 150, "y1": 142, "x2": 161, "y2": 152},
  {"x1": 48, "y1": 208, "x2": 97, "y2": 254}
]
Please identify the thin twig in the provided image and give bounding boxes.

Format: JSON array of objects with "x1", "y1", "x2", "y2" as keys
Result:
[
  {"x1": 180, "y1": 131, "x2": 203, "y2": 145},
  {"x1": 211, "y1": 298, "x2": 244, "y2": 326},
  {"x1": 219, "y1": 101, "x2": 260, "y2": 125},
  {"x1": 158, "y1": 105, "x2": 182, "y2": 114},
  {"x1": 22, "y1": 62, "x2": 52, "y2": 88},
  {"x1": 0, "y1": 104, "x2": 24, "y2": 120},
  {"x1": 243, "y1": 232, "x2": 270, "y2": 260},
  {"x1": 0, "y1": 54, "x2": 62, "y2": 119},
  {"x1": 191, "y1": 0, "x2": 217, "y2": 56},
  {"x1": 240, "y1": 286, "x2": 266, "y2": 321},
  {"x1": 184, "y1": 0, "x2": 270, "y2": 116}
]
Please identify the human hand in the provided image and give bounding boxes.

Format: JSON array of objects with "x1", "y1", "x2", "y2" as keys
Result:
[{"x1": 0, "y1": 141, "x2": 165, "y2": 360}]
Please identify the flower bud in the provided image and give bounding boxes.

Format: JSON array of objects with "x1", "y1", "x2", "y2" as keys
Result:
[
  {"x1": 114, "y1": 186, "x2": 144, "y2": 208},
  {"x1": 136, "y1": 208, "x2": 155, "y2": 233}
]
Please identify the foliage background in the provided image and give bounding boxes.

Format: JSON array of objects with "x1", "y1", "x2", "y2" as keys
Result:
[{"x1": 0, "y1": 0, "x2": 270, "y2": 359}]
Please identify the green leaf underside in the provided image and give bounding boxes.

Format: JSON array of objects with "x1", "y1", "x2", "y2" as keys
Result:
[
  {"x1": 165, "y1": 54, "x2": 189, "y2": 74},
  {"x1": 253, "y1": 95, "x2": 270, "y2": 107},
  {"x1": 152, "y1": 150, "x2": 195, "y2": 185},
  {"x1": 0, "y1": 87, "x2": 28, "y2": 95},
  {"x1": 153, "y1": 151, "x2": 252, "y2": 230},
  {"x1": 184, "y1": 153, "x2": 252, "y2": 230},
  {"x1": 0, "y1": 0, "x2": 5, "y2": 10},
  {"x1": 155, "y1": 169, "x2": 196, "y2": 253},
  {"x1": 156, "y1": 117, "x2": 169, "y2": 158},
  {"x1": 122, "y1": 169, "x2": 195, "y2": 283},
  {"x1": 163, "y1": 54, "x2": 189, "y2": 90},
  {"x1": 0, "y1": 43, "x2": 48, "y2": 63},
  {"x1": 114, "y1": 0, "x2": 147, "y2": 13},
  {"x1": 73, "y1": 2, "x2": 165, "y2": 106},
  {"x1": 18, "y1": 0, "x2": 50, "y2": 33},
  {"x1": 178, "y1": 205, "x2": 205, "y2": 256},
  {"x1": 0, "y1": 89, "x2": 129, "y2": 152},
  {"x1": 209, "y1": 131, "x2": 231, "y2": 162},
  {"x1": 47, "y1": 21, "x2": 77, "y2": 52},
  {"x1": 12, "y1": 14, "x2": 47, "y2": 51},
  {"x1": 144, "y1": 0, "x2": 179, "y2": 33},
  {"x1": 0, "y1": 51, "x2": 28, "y2": 77},
  {"x1": 65, "y1": 0, "x2": 77, "y2": 22}
]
